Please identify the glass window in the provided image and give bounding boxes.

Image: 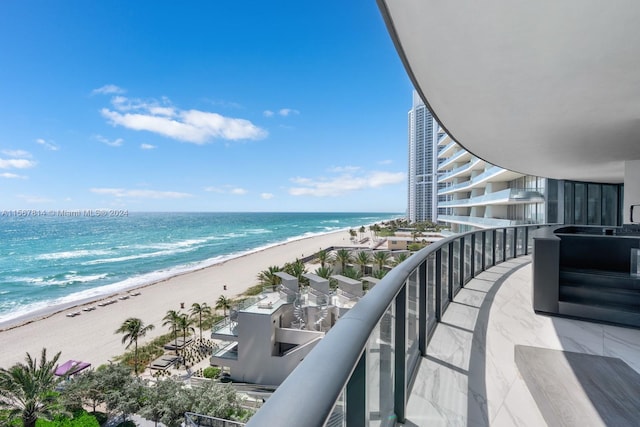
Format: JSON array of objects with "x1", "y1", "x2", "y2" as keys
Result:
[{"x1": 587, "y1": 184, "x2": 602, "y2": 225}]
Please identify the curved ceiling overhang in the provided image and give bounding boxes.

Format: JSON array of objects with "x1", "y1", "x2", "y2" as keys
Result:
[{"x1": 378, "y1": 0, "x2": 640, "y2": 183}]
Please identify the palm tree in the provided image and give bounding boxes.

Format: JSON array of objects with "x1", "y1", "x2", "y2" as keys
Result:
[
  {"x1": 348, "y1": 229, "x2": 357, "y2": 241},
  {"x1": 358, "y1": 226, "x2": 366, "y2": 240},
  {"x1": 314, "y1": 265, "x2": 334, "y2": 279},
  {"x1": 115, "y1": 317, "x2": 155, "y2": 376},
  {"x1": 393, "y1": 252, "x2": 410, "y2": 266},
  {"x1": 176, "y1": 314, "x2": 195, "y2": 354},
  {"x1": 257, "y1": 265, "x2": 282, "y2": 290},
  {"x1": 355, "y1": 251, "x2": 372, "y2": 275},
  {"x1": 373, "y1": 269, "x2": 388, "y2": 279},
  {"x1": 342, "y1": 266, "x2": 362, "y2": 280},
  {"x1": 162, "y1": 310, "x2": 181, "y2": 356},
  {"x1": 316, "y1": 250, "x2": 333, "y2": 268},
  {"x1": 190, "y1": 302, "x2": 212, "y2": 340},
  {"x1": 335, "y1": 249, "x2": 353, "y2": 273},
  {"x1": 216, "y1": 295, "x2": 231, "y2": 317},
  {"x1": 372, "y1": 251, "x2": 392, "y2": 272},
  {"x1": 283, "y1": 259, "x2": 308, "y2": 286},
  {"x1": 0, "y1": 348, "x2": 61, "y2": 427}
]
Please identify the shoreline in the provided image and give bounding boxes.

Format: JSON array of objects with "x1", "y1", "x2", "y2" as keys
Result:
[
  {"x1": 0, "y1": 227, "x2": 375, "y2": 369},
  {"x1": 0, "y1": 226, "x2": 362, "y2": 332}
]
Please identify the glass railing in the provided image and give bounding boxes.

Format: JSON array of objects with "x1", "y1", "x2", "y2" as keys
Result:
[
  {"x1": 437, "y1": 215, "x2": 527, "y2": 227},
  {"x1": 439, "y1": 188, "x2": 545, "y2": 207},
  {"x1": 246, "y1": 224, "x2": 548, "y2": 427},
  {"x1": 438, "y1": 147, "x2": 471, "y2": 169},
  {"x1": 438, "y1": 165, "x2": 508, "y2": 194},
  {"x1": 437, "y1": 141, "x2": 458, "y2": 159},
  {"x1": 438, "y1": 157, "x2": 481, "y2": 181}
]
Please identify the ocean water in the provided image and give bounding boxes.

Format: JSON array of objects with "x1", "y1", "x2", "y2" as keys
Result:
[{"x1": 0, "y1": 212, "x2": 400, "y2": 325}]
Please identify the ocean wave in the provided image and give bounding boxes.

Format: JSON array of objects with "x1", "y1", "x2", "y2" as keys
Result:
[
  {"x1": 34, "y1": 249, "x2": 113, "y2": 261},
  {"x1": 35, "y1": 273, "x2": 109, "y2": 287},
  {"x1": 82, "y1": 246, "x2": 197, "y2": 265}
]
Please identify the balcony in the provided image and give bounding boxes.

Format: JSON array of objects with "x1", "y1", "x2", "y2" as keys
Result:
[
  {"x1": 437, "y1": 215, "x2": 522, "y2": 228},
  {"x1": 438, "y1": 166, "x2": 522, "y2": 195},
  {"x1": 439, "y1": 188, "x2": 545, "y2": 208},
  {"x1": 439, "y1": 158, "x2": 483, "y2": 182},
  {"x1": 245, "y1": 224, "x2": 640, "y2": 426}
]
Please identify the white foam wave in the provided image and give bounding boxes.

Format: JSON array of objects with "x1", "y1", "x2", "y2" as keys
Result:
[
  {"x1": 83, "y1": 246, "x2": 196, "y2": 265},
  {"x1": 35, "y1": 249, "x2": 113, "y2": 261}
]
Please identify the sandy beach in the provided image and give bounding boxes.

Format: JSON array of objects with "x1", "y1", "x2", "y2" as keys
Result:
[{"x1": 0, "y1": 229, "x2": 365, "y2": 370}]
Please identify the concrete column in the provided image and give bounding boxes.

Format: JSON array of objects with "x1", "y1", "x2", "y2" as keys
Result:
[{"x1": 624, "y1": 160, "x2": 640, "y2": 224}]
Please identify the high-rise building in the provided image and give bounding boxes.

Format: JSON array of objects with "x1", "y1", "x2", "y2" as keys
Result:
[{"x1": 407, "y1": 90, "x2": 438, "y2": 223}]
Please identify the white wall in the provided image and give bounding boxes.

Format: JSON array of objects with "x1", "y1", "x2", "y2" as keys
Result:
[{"x1": 624, "y1": 160, "x2": 640, "y2": 224}]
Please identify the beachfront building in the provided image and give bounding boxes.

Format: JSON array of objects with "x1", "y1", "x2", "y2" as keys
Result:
[
  {"x1": 210, "y1": 272, "x2": 364, "y2": 385},
  {"x1": 436, "y1": 130, "x2": 547, "y2": 233},
  {"x1": 407, "y1": 90, "x2": 439, "y2": 223},
  {"x1": 247, "y1": 3, "x2": 640, "y2": 426}
]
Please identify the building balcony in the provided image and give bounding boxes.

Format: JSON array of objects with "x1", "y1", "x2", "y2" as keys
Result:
[
  {"x1": 439, "y1": 188, "x2": 545, "y2": 208},
  {"x1": 246, "y1": 224, "x2": 640, "y2": 426},
  {"x1": 438, "y1": 214, "x2": 523, "y2": 228},
  {"x1": 438, "y1": 166, "x2": 522, "y2": 195},
  {"x1": 438, "y1": 147, "x2": 473, "y2": 169},
  {"x1": 437, "y1": 141, "x2": 459, "y2": 159},
  {"x1": 439, "y1": 158, "x2": 483, "y2": 183},
  {"x1": 437, "y1": 132, "x2": 450, "y2": 146}
]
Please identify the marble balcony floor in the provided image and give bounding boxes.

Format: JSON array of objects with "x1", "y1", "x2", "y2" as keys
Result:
[{"x1": 402, "y1": 256, "x2": 640, "y2": 427}]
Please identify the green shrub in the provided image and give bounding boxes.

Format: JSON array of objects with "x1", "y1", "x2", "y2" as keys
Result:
[
  {"x1": 36, "y1": 410, "x2": 100, "y2": 427},
  {"x1": 203, "y1": 366, "x2": 221, "y2": 379}
]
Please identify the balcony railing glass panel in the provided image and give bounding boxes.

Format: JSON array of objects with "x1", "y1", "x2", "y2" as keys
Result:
[
  {"x1": 495, "y1": 229, "x2": 505, "y2": 263},
  {"x1": 368, "y1": 302, "x2": 395, "y2": 427},
  {"x1": 427, "y1": 254, "x2": 437, "y2": 337},
  {"x1": 485, "y1": 230, "x2": 494, "y2": 268},
  {"x1": 474, "y1": 233, "x2": 483, "y2": 275},
  {"x1": 244, "y1": 225, "x2": 549, "y2": 427},
  {"x1": 452, "y1": 240, "x2": 461, "y2": 294},
  {"x1": 407, "y1": 270, "x2": 420, "y2": 375},
  {"x1": 464, "y1": 235, "x2": 472, "y2": 282}
]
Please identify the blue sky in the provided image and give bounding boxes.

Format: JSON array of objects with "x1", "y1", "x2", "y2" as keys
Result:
[{"x1": 0, "y1": 1, "x2": 413, "y2": 212}]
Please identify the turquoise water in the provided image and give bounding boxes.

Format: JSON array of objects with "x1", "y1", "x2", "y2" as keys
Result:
[{"x1": 0, "y1": 212, "x2": 400, "y2": 324}]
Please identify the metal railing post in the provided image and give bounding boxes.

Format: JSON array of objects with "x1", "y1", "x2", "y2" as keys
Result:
[
  {"x1": 435, "y1": 250, "x2": 442, "y2": 321},
  {"x1": 470, "y1": 233, "x2": 476, "y2": 278},
  {"x1": 394, "y1": 286, "x2": 407, "y2": 423},
  {"x1": 418, "y1": 260, "x2": 427, "y2": 356},
  {"x1": 491, "y1": 229, "x2": 496, "y2": 267},
  {"x1": 346, "y1": 351, "x2": 367, "y2": 426},
  {"x1": 448, "y1": 242, "x2": 454, "y2": 301}
]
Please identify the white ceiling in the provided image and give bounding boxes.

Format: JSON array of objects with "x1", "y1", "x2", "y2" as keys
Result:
[{"x1": 379, "y1": 0, "x2": 640, "y2": 183}]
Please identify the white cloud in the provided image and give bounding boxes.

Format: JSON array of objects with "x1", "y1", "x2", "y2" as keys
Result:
[
  {"x1": 1, "y1": 172, "x2": 26, "y2": 179},
  {"x1": 140, "y1": 143, "x2": 156, "y2": 150},
  {"x1": 95, "y1": 135, "x2": 124, "y2": 147},
  {"x1": 230, "y1": 188, "x2": 247, "y2": 195},
  {"x1": 264, "y1": 108, "x2": 300, "y2": 118},
  {"x1": 2, "y1": 149, "x2": 32, "y2": 158},
  {"x1": 289, "y1": 170, "x2": 405, "y2": 197},
  {"x1": 101, "y1": 95, "x2": 267, "y2": 144},
  {"x1": 204, "y1": 185, "x2": 247, "y2": 195},
  {"x1": 90, "y1": 188, "x2": 192, "y2": 199},
  {"x1": 261, "y1": 192, "x2": 274, "y2": 200},
  {"x1": 278, "y1": 108, "x2": 299, "y2": 116},
  {"x1": 36, "y1": 138, "x2": 59, "y2": 151},
  {"x1": 328, "y1": 165, "x2": 361, "y2": 173},
  {"x1": 92, "y1": 84, "x2": 125, "y2": 95},
  {"x1": 0, "y1": 158, "x2": 36, "y2": 169}
]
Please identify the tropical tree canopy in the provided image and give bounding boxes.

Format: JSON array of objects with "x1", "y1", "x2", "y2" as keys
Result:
[
  {"x1": 190, "y1": 302, "x2": 212, "y2": 340},
  {"x1": 372, "y1": 251, "x2": 392, "y2": 270},
  {"x1": 0, "y1": 348, "x2": 62, "y2": 427},
  {"x1": 355, "y1": 251, "x2": 372, "y2": 274},
  {"x1": 216, "y1": 295, "x2": 231, "y2": 317},
  {"x1": 115, "y1": 318, "x2": 154, "y2": 376},
  {"x1": 334, "y1": 249, "x2": 353, "y2": 272},
  {"x1": 257, "y1": 265, "x2": 282, "y2": 288},
  {"x1": 162, "y1": 310, "x2": 181, "y2": 355}
]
